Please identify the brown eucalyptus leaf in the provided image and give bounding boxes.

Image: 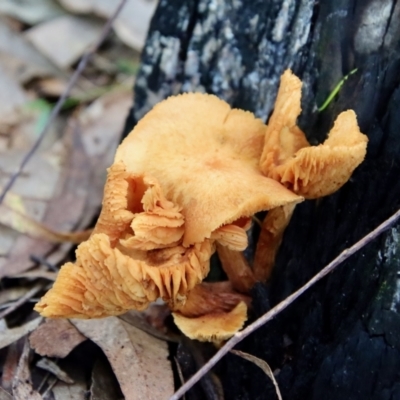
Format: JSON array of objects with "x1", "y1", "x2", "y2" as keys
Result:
[
  {"x1": 29, "y1": 319, "x2": 86, "y2": 358},
  {"x1": 71, "y1": 317, "x2": 174, "y2": 400}
]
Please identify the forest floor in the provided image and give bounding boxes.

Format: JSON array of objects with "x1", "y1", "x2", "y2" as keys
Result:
[{"x1": 0, "y1": 2, "x2": 189, "y2": 399}]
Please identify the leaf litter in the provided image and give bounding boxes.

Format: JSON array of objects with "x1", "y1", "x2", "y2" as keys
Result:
[
  {"x1": 71, "y1": 317, "x2": 174, "y2": 400},
  {"x1": 0, "y1": 2, "x2": 188, "y2": 399},
  {"x1": 29, "y1": 319, "x2": 86, "y2": 358}
]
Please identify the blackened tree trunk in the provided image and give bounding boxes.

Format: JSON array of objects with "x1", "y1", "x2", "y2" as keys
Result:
[{"x1": 124, "y1": 1, "x2": 400, "y2": 399}]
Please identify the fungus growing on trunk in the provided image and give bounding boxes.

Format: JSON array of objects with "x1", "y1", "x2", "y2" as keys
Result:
[{"x1": 35, "y1": 70, "x2": 368, "y2": 342}]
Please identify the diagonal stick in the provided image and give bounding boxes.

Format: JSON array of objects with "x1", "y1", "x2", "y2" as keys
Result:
[
  {"x1": 170, "y1": 208, "x2": 400, "y2": 400},
  {"x1": 0, "y1": 0, "x2": 128, "y2": 205}
]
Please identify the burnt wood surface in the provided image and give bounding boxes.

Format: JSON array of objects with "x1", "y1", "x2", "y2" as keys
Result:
[{"x1": 123, "y1": 1, "x2": 400, "y2": 399}]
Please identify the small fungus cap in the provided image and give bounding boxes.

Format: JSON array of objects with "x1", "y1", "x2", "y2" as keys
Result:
[
  {"x1": 260, "y1": 70, "x2": 368, "y2": 198},
  {"x1": 172, "y1": 282, "x2": 249, "y2": 342}
]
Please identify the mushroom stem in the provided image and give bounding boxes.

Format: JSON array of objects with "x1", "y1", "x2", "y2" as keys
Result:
[
  {"x1": 216, "y1": 244, "x2": 256, "y2": 293},
  {"x1": 253, "y1": 203, "x2": 296, "y2": 282}
]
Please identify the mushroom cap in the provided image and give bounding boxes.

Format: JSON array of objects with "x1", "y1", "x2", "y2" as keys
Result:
[
  {"x1": 172, "y1": 301, "x2": 248, "y2": 342},
  {"x1": 35, "y1": 233, "x2": 213, "y2": 318},
  {"x1": 171, "y1": 282, "x2": 249, "y2": 341},
  {"x1": 268, "y1": 110, "x2": 368, "y2": 198},
  {"x1": 35, "y1": 163, "x2": 214, "y2": 318},
  {"x1": 260, "y1": 70, "x2": 368, "y2": 199},
  {"x1": 115, "y1": 93, "x2": 303, "y2": 246}
]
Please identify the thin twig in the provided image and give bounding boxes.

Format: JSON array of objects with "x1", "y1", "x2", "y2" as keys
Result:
[
  {"x1": 0, "y1": 284, "x2": 44, "y2": 319},
  {"x1": 170, "y1": 208, "x2": 400, "y2": 400},
  {"x1": 0, "y1": 0, "x2": 128, "y2": 205}
]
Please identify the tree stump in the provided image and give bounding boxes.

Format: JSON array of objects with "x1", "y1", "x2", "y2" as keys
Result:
[{"x1": 124, "y1": 1, "x2": 400, "y2": 399}]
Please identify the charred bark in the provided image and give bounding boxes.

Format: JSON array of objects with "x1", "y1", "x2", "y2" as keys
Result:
[{"x1": 124, "y1": 1, "x2": 400, "y2": 399}]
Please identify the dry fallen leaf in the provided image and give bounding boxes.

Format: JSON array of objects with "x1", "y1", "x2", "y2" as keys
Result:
[
  {"x1": 90, "y1": 357, "x2": 124, "y2": 400},
  {"x1": 0, "y1": 387, "x2": 12, "y2": 400},
  {"x1": 29, "y1": 319, "x2": 86, "y2": 358},
  {"x1": 0, "y1": 17, "x2": 62, "y2": 85},
  {"x1": 0, "y1": 318, "x2": 42, "y2": 350},
  {"x1": 12, "y1": 339, "x2": 43, "y2": 400},
  {"x1": 0, "y1": 287, "x2": 31, "y2": 306},
  {"x1": 0, "y1": 0, "x2": 65, "y2": 25},
  {"x1": 52, "y1": 376, "x2": 87, "y2": 400},
  {"x1": 0, "y1": 64, "x2": 27, "y2": 120},
  {"x1": 25, "y1": 15, "x2": 103, "y2": 69},
  {"x1": 231, "y1": 350, "x2": 282, "y2": 400},
  {"x1": 71, "y1": 317, "x2": 174, "y2": 400},
  {"x1": 0, "y1": 123, "x2": 90, "y2": 277},
  {"x1": 58, "y1": 0, "x2": 157, "y2": 51},
  {"x1": 1, "y1": 342, "x2": 21, "y2": 392}
]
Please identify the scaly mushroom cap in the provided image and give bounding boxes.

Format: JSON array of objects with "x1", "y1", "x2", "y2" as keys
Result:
[
  {"x1": 115, "y1": 93, "x2": 303, "y2": 246},
  {"x1": 260, "y1": 70, "x2": 368, "y2": 198}
]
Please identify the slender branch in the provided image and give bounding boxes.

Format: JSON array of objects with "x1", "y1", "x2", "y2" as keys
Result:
[
  {"x1": 0, "y1": 0, "x2": 128, "y2": 205},
  {"x1": 170, "y1": 208, "x2": 400, "y2": 400}
]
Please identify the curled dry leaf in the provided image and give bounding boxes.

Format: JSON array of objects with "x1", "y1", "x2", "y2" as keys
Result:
[
  {"x1": 0, "y1": 317, "x2": 42, "y2": 350},
  {"x1": 71, "y1": 317, "x2": 174, "y2": 400},
  {"x1": 231, "y1": 350, "x2": 282, "y2": 400},
  {"x1": 29, "y1": 319, "x2": 86, "y2": 358}
]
